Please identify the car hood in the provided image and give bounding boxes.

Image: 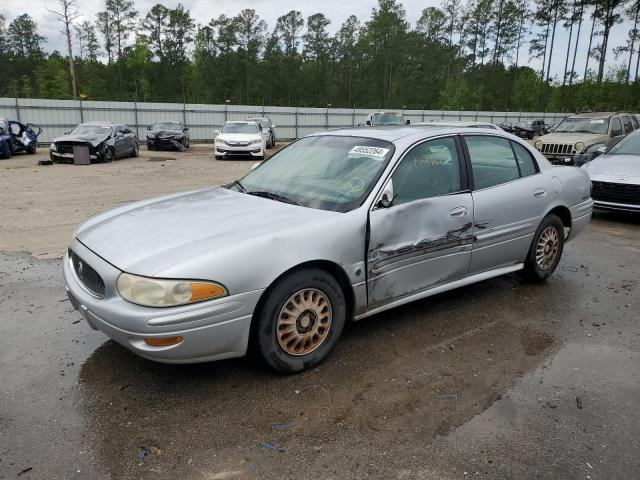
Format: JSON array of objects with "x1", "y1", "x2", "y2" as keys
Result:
[
  {"x1": 148, "y1": 129, "x2": 182, "y2": 136},
  {"x1": 52, "y1": 133, "x2": 110, "y2": 147},
  {"x1": 76, "y1": 187, "x2": 335, "y2": 276},
  {"x1": 538, "y1": 132, "x2": 607, "y2": 145},
  {"x1": 217, "y1": 133, "x2": 262, "y2": 142},
  {"x1": 584, "y1": 154, "x2": 640, "y2": 180}
]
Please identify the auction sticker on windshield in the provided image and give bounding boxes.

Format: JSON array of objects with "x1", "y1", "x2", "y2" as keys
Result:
[{"x1": 348, "y1": 145, "x2": 390, "y2": 159}]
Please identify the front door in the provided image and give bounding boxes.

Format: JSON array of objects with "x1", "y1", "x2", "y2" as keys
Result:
[{"x1": 367, "y1": 136, "x2": 474, "y2": 307}]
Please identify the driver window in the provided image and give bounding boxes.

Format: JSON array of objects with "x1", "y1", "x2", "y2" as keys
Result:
[{"x1": 391, "y1": 137, "x2": 461, "y2": 205}]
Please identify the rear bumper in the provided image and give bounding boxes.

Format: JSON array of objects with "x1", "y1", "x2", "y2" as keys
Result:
[
  {"x1": 567, "y1": 198, "x2": 593, "y2": 241},
  {"x1": 63, "y1": 239, "x2": 263, "y2": 364}
]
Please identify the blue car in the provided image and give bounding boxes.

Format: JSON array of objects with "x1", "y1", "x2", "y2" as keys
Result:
[{"x1": 0, "y1": 118, "x2": 42, "y2": 159}]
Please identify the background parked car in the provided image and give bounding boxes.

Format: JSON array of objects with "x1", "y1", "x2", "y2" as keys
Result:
[
  {"x1": 365, "y1": 112, "x2": 410, "y2": 126},
  {"x1": 0, "y1": 118, "x2": 41, "y2": 159},
  {"x1": 582, "y1": 129, "x2": 640, "y2": 212},
  {"x1": 147, "y1": 120, "x2": 189, "y2": 150},
  {"x1": 534, "y1": 112, "x2": 638, "y2": 165},
  {"x1": 214, "y1": 121, "x2": 265, "y2": 160},
  {"x1": 511, "y1": 119, "x2": 547, "y2": 139},
  {"x1": 50, "y1": 121, "x2": 139, "y2": 163},
  {"x1": 247, "y1": 117, "x2": 276, "y2": 148}
]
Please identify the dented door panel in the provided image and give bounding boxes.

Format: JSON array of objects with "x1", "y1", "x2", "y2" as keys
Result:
[{"x1": 367, "y1": 193, "x2": 474, "y2": 306}]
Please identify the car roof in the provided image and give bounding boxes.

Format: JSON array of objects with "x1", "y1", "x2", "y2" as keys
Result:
[
  {"x1": 82, "y1": 121, "x2": 117, "y2": 127},
  {"x1": 570, "y1": 112, "x2": 629, "y2": 118},
  {"x1": 247, "y1": 117, "x2": 269, "y2": 121},
  {"x1": 415, "y1": 120, "x2": 497, "y2": 127},
  {"x1": 154, "y1": 119, "x2": 181, "y2": 123},
  {"x1": 311, "y1": 125, "x2": 509, "y2": 142},
  {"x1": 226, "y1": 120, "x2": 256, "y2": 124}
]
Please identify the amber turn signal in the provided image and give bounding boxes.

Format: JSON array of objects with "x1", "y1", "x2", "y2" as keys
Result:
[
  {"x1": 190, "y1": 283, "x2": 227, "y2": 302},
  {"x1": 144, "y1": 336, "x2": 183, "y2": 347}
]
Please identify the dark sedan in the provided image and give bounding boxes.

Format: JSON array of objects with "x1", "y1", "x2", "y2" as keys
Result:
[
  {"x1": 147, "y1": 121, "x2": 189, "y2": 151},
  {"x1": 50, "y1": 122, "x2": 138, "y2": 163}
]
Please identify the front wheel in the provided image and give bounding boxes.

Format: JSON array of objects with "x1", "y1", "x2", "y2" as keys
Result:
[
  {"x1": 521, "y1": 214, "x2": 565, "y2": 282},
  {"x1": 102, "y1": 147, "x2": 114, "y2": 163},
  {"x1": 0, "y1": 142, "x2": 12, "y2": 159},
  {"x1": 253, "y1": 269, "x2": 347, "y2": 373},
  {"x1": 132, "y1": 143, "x2": 139, "y2": 157}
]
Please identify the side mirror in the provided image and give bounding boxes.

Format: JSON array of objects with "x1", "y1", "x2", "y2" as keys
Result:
[
  {"x1": 251, "y1": 161, "x2": 262, "y2": 171},
  {"x1": 365, "y1": 120, "x2": 371, "y2": 126},
  {"x1": 213, "y1": 129, "x2": 221, "y2": 136},
  {"x1": 147, "y1": 126, "x2": 151, "y2": 130},
  {"x1": 183, "y1": 128, "x2": 189, "y2": 132},
  {"x1": 405, "y1": 119, "x2": 411, "y2": 125},
  {"x1": 376, "y1": 180, "x2": 395, "y2": 209},
  {"x1": 611, "y1": 129, "x2": 621, "y2": 137},
  {"x1": 64, "y1": 130, "x2": 71, "y2": 135},
  {"x1": 271, "y1": 124, "x2": 276, "y2": 129}
]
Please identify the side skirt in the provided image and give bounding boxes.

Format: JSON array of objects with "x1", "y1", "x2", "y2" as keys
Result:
[{"x1": 353, "y1": 263, "x2": 524, "y2": 321}]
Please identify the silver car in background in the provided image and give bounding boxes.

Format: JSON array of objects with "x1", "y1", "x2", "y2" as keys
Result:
[
  {"x1": 214, "y1": 121, "x2": 265, "y2": 160},
  {"x1": 582, "y1": 130, "x2": 640, "y2": 212},
  {"x1": 64, "y1": 126, "x2": 592, "y2": 373}
]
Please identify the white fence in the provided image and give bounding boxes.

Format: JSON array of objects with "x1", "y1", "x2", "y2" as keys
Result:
[{"x1": 0, "y1": 97, "x2": 571, "y2": 144}]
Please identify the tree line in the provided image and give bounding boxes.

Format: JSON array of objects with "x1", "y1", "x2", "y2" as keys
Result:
[{"x1": 0, "y1": 0, "x2": 639, "y2": 112}]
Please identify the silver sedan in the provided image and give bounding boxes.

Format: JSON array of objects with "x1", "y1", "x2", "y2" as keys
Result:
[{"x1": 64, "y1": 126, "x2": 593, "y2": 372}]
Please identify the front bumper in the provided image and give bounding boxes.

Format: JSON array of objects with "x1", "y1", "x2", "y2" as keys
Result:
[
  {"x1": 147, "y1": 137, "x2": 184, "y2": 149},
  {"x1": 63, "y1": 238, "x2": 263, "y2": 363},
  {"x1": 50, "y1": 150, "x2": 98, "y2": 162},
  {"x1": 215, "y1": 143, "x2": 263, "y2": 157},
  {"x1": 593, "y1": 200, "x2": 640, "y2": 212}
]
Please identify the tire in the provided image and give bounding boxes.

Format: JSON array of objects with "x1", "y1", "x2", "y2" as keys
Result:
[
  {"x1": 27, "y1": 145, "x2": 37, "y2": 154},
  {"x1": 215, "y1": 155, "x2": 223, "y2": 160},
  {"x1": 256, "y1": 155, "x2": 264, "y2": 161},
  {"x1": 148, "y1": 143, "x2": 155, "y2": 151},
  {"x1": 132, "y1": 143, "x2": 139, "y2": 157},
  {"x1": 103, "y1": 147, "x2": 115, "y2": 163},
  {"x1": 253, "y1": 268, "x2": 347, "y2": 373},
  {"x1": 521, "y1": 214, "x2": 565, "y2": 282},
  {"x1": 0, "y1": 142, "x2": 11, "y2": 159}
]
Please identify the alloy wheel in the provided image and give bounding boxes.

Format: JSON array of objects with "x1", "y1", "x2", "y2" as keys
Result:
[
  {"x1": 535, "y1": 226, "x2": 559, "y2": 270},
  {"x1": 276, "y1": 288, "x2": 332, "y2": 356}
]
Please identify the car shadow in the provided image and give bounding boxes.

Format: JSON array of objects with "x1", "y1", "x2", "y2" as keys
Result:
[{"x1": 76, "y1": 272, "x2": 561, "y2": 478}]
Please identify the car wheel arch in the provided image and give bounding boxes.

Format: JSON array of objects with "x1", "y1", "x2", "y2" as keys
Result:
[{"x1": 249, "y1": 260, "x2": 355, "y2": 342}]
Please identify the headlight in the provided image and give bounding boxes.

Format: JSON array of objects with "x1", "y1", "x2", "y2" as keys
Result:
[
  {"x1": 50, "y1": 142, "x2": 57, "y2": 151},
  {"x1": 116, "y1": 272, "x2": 227, "y2": 307},
  {"x1": 534, "y1": 140, "x2": 542, "y2": 150},
  {"x1": 251, "y1": 139, "x2": 261, "y2": 145},
  {"x1": 216, "y1": 139, "x2": 227, "y2": 146},
  {"x1": 147, "y1": 134, "x2": 156, "y2": 139},
  {"x1": 574, "y1": 142, "x2": 585, "y2": 153}
]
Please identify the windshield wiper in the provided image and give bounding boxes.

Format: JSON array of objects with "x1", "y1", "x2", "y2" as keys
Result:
[
  {"x1": 224, "y1": 179, "x2": 246, "y2": 192},
  {"x1": 246, "y1": 190, "x2": 301, "y2": 206}
]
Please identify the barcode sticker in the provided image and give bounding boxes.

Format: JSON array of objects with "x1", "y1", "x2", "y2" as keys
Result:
[{"x1": 348, "y1": 146, "x2": 390, "y2": 158}]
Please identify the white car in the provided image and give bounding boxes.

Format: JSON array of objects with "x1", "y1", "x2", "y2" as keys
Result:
[{"x1": 214, "y1": 121, "x2": 265, "y2": 160}]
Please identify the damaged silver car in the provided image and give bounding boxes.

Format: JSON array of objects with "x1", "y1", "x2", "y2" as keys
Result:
[{"x1": 64, "y1": 126, "x2": 592, "y2": 372}]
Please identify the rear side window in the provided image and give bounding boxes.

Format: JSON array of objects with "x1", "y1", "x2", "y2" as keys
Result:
[
  {"x1": 631, "y1": 116, "x2": 639, "y2": 129},
  {"x1": 511, "y1": 142, "x2": 538, "y2": 177},
  {"x1": 464, "y1": 136, "x2": 520, "y2": 190},
  {"x1": 611, "y1": 117, "x2": 623, "y2": 136},
  {"x1": 622, "y1": 116, "x2": 633, "y2": 134}
]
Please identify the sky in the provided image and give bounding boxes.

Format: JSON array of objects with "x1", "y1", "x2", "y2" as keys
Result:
[{"x1": 0, "y1": 0, "x2": 635, "y2": 81}]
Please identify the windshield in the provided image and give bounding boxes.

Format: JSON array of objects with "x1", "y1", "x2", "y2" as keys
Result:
[
  {"x1": 236, "y1": 135, "x2": 395, "y2": 212},
  {"x1": 607, "y1": 132, "x2": 640, "y2": 155},
  {"x1": 152, "y1": 122, "x2": 181, "y2": 130},
  {"x1": 372, "y1": 113, "x2": 404, "y2": 126},
  {"x1": 222, "y1": 123, "x2": 259, "y2": 134},
  {"x1": 554, "y1": 117, "x2": 609, "y2": 134},
  {"x1": 70, "y1": 124, "x2": 112, "y2": 136}
]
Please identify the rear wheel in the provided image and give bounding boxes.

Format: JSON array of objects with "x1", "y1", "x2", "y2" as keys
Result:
[
  {"x1": 521, "y1": 214, "x2": 565, "y2": 282},
  {"x1": 253, "y1": 268, "x2": 346, "y2": 373}
]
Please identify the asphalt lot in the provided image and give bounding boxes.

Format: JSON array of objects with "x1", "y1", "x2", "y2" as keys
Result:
[{"x1": 1, "y1": 146, "x2": 639, "y2": 479}]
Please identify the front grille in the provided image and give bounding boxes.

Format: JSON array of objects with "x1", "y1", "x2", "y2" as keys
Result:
[
  {"x1": 591, "y1": 181, "x2": 640, "y2": 206},
  {"x1": 69, "y1": 249, "x2": 105, "y2": 296},
  {"x1": 541, "y1": 143, "x2": 575, "y2": 155},
  {"x1": 57, "y1": 143, "x2": 73, "y2": 154}
]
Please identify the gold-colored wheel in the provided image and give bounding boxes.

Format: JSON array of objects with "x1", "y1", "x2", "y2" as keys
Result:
[
  {"x1": 276, "y1": 288, "x2": 332, "y2": 356},
  {"x1": 535, "y1": 226, "x2": 559, "y2": 271}
]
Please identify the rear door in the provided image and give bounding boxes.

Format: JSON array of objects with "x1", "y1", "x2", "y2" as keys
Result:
[
  {"x1": 462, "y1": 135, "x2": 549, "y2": 274},
  {"x1": 367, "y1": 135, "x2": 474, "y2": 306},
  {"x1": 113, "y1": 126, "x2": 127, "y2": 157}
]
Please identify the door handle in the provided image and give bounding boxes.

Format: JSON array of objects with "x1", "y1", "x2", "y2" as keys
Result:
[
  {"x1": 533, "y1": 188, "x2": 547, "y2": 198},
  {"x1": 449, "y1": 206, "x2": 469, "y2": 218}
]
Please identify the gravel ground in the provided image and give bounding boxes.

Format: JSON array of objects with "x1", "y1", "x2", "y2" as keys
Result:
[{"x1": 0, "y1": 145, "x2": 639, "y2": 480}]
